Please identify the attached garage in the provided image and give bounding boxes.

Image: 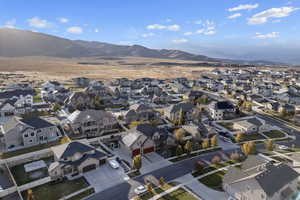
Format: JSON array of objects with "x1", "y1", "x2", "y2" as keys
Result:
[
  {"x1": 82, "y1": 164, "x2": 97, "y2": 173},
  {"x1": 132, "y1": 149, "x2": 140, "y2": 157},
  {"x1": 99, "y1": 159, "x2": 106, "y2": 165},
  {"x1": 143, "y1": 147, "x2": 154, "y2": 154}
]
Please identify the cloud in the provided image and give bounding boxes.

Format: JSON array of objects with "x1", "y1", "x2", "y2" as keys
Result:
[
  {"x1": 165, "y1": 19, "x2": 172, "y2": 23},
  {"x1": 228, "y1": 13, "x2": 242, "y2": 19},
  {"x1": 254, "y1": 32, "x2": 279, "y2": 39},
  {"x1": 27, "y1": 17, "x2": 52, "y2": 28},
  {"x1": 94, "y1": 28, "x2": 100, "y2": 33},
  {"x1": 184, "y1": 20, "x2": 217, "y2": 36},
  {"x1": 248, "y1": 7, "x2": 299, "y2": 24},
  {"x1": 142, "y1": 33, "x2": 155, "y2": 38},
  {"x1": 58, "y1": 17, "x2": 69, "y2": 23},
  {"x1": 171, "y1": 39, "x2": 188, "y2": 44},
  {"x1": 146, "y1": 24, "x2": 180, "y2": 31},
  {"x1": 4, "y1": 19, "x2": 16, "y2": 28},
  {"x1": 228, "y1": 4, "x2": 259, "y2": 12},
  {"x1": 67, "y1": 26, "x2": 83, "y2": 34}
]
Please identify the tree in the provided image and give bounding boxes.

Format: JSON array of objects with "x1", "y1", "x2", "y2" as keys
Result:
[
  {"x1": 230, "y1": 152, "x2": 240, "y2": 161},
  {"x1": 202, "y1": 138, "x2": 210, "y2": 149},
  {"x1": 129, "y1": 121, "x2": 145, "y2": 129},
  {"x1": 146, "y1": 183, "x2": 154, "y2": 194},
  {"x1": 60, "y1": 136, "x2": 71, "y2": 144},
  {"x1": 235, "y1": 133, "x2": 244, "y2": 143},
  {"x1": 211, "y1": 155, "x2": 221, "y2": 165},
  {"x1": 174, "y1": 128, "x2": 185, "y2": 143},
  {"x1": 159, "y1": 177, "x2": 165, "y2": 187},
  {"x1": 132, "y1": 154, "x2": 142, "y2": 171},
  {"x1": 242, "y1": 141, "x2": 256, "y2": 156},
  {"x1": 176, "y1": 145, "x2": 183, "y2": 156},
  {"x1": 27, "y1": 189, "x2": 35, "y2": 200},
  {"x1": 265, "y1": 139, "x2": 274, "y2": 151},
  {"x1": 210, "y1": 135, "x2": 218, "y2": 147},
  {"x1": 178, "y1": 108, "x2": 185, "y2": 125},
  {"x1": 194, "y1": 161, "x2": 205, "y2": 171},
  {"x1": 53, "y1": 104, "x2": 61, "y2": 112},
  {"x1": 184, "y1": 140, "x2": 193, "y2": 154}
]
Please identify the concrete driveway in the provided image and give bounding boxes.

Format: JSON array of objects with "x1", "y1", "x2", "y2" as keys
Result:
[{"x1": 84, "y1": 163, "x2": 129, "y2": 193}]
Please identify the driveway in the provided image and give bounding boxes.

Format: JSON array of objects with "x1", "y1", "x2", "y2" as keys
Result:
[
  {"x1": 84, "y1": 164, "x2": 129, "y2": 193},
  {"x1": 141, "y1": 152, "x2": 172, "y2": 174}
]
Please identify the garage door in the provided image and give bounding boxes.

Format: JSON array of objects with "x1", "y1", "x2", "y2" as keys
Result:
[
  {"x1": 143, "y1": 147, "x2": 154, "y2": 154},
  {"x1": 82, "y1": 164, "x2": 97, "y2": 173},
  {"x1": 99, "y1": 159, "x2": 106, "y2": 165},
  {"x1": 132, "y1": 149, "x2": 140, "y2": 157}
]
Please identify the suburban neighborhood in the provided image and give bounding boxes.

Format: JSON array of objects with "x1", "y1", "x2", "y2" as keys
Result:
[{"x1": 0, "y1": 68, "x2": 300, "y2": 200}]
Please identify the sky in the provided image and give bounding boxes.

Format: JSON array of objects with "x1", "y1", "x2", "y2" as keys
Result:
[{"x1": 1, "y1": 0, "x2": 300, "y2": 63}]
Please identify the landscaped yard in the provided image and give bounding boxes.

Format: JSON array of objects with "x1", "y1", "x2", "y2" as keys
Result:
[
  {"x1": 67, "y1": 188, "x2": 95, "y2": 200},
  {"x1": 21, "y1": 177, "x2": 89, "y2": 200},
  {"x1": 198, "y1": 171, "x2": 226, "y2": 191},
  {"x1": 263, "y1": 130, "x2": 286, "y2": 139},
  {"x1": 10, "y1": 156, "x2": 54, "y2": 185},
  {"x1": 169, "y1": 147, "x2": 222, "y2": 163},
  {"x1": 157, "y1": 188, "x2": 198, "y2": 200},
  {"x1": 239, "y1": 133, "x2": 266, "y2": 142},
  {"x1": 218, "y1": 122, "x2": 234, "y2": 131}
]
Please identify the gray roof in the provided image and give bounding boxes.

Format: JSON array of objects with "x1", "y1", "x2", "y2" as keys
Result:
[
  {"x1": 255, "y1": 163, "x2": 299, "y2": 197},
  {"x1": 170, "y1": 102, "x2": 195, "y2": 113},
  {"x1": 67, "y1": 109, "x2": 115, "y2": 124},
  {"x1": 20, "y1": 117, "x2": 55, "y2": 129}
]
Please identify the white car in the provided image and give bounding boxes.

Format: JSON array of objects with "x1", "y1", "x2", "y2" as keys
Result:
[
  {"x1": 134, "y1": 185, "x2": 147, "y2": 195},
  {"x1": 108, "y1": 159, "x2": 120, "y2": 169},
  {"x1": 278, "y1": 145, "x2": 289, "y2": 150}
]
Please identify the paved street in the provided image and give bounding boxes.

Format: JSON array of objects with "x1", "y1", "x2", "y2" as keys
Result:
[
  {"x1": 84, "y1": 164, "x2": 129, "y2": 193},
  {"x1": 86, "y1": 149, "x2": 238, "y2": 200}
]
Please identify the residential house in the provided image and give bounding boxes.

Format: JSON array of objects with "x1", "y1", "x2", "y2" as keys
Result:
[
  {"x1": 223, "y1": 156, "x2": 299, "y2": 200},
  {"x1": 209, "y1": 101, "x2": 236, "y2": 121},
  {"x1": 233, "y1": 117, "x2": 273, "y2": 134},
  {"x1": 0, "y1": 116, "x2": 62, "y2": 152},
  {"x1": 66, "y1": 109, "x2": 119, "y2": 138},
  {"x1": 124, "y1": 104, "x2": 160, "y2": 124},
  {"x1": 48, "y1": 141, "x2": 107, "y2": 180},
  {"x1": 164, "y1": 102, "x2": 197, "y2": 123}
]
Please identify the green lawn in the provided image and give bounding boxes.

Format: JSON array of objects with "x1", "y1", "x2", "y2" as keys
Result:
[
  {"x1": 198, "y1": 171, "x2": 225, "y2": 191},
  {"x1": 263, "y1": 130, "x2": 286, "y2": 139},
  {"x1": 67, "y1": 188, "x2": 95, "y2": 200},
  {"x1": 0, "y1": 140, "x2": 61, "y2": 159},
  {"x1": 10, "y1": 156, "x2": 54, "y2": 185},
  {"x1": 240, "y1": 133, "x2": 266, "y2": 142},
  {"x1": 22, "y1": 177, "x2": 89, "y2": 200},
  {"x1": 158, "y1": 188, "x2": 198, "y2": 200},
  {"x1": 169, "y1": 147, "x2": 222, "y2": 163}
]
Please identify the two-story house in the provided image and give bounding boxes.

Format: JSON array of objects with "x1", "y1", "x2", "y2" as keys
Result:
[
  {"x1": 48, "y1": 141, "x2": 108, "y2": 180},
  {"x1": 0, "y1": 116, "x2": 62, "y2": 152}
]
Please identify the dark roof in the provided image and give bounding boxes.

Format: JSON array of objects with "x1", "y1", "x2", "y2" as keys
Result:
[
  {"x1": 61, "y1": 150, "x2": 107, "y2": 167},
  {"x1": 215, "y1": 101, "x2": 234, "y2": 110},
  {"x1": 20, "y1": 117, "x2": 55, "y2": 129},
  {"x1": 0, "y1": 89, "x2": 36, "y2": 99},
  {"x1": 171, "y1": 102, "x2": 195, "y2": 113},
  {"x1": 255, "y1": 163, "x2": 299, "y2": 197},
  {"x1": 60, "y1": 141, "x2": 100, "y2": 159},
  {"x1": 135, "y1": 124, "x2": 159, "y2": 137}
]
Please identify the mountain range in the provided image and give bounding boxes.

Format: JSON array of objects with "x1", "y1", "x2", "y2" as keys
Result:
[{"x1": 0, "y1": 28, "x2": 286, "y2": 66}]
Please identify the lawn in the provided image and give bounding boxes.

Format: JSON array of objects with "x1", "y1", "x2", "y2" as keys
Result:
[
  {"x1": 169, "y1": 147, "x2": 222, "y2": 163},
  {"x1": 218, "y1": 122, "x2": 234, "y2": 131},
  {"x1": 1, "y1": 138, "x2": 65, "y2": 159},
  {"x1": 158, "y1": 188, "x2": 198, "y2": 200},
  {"x1": 241, "y1": 133, "x2": 266, "y2": 142},
  {"x1": 263, "y1": 130, "x2": 286, "y2": 139},
  {"x1": 10, "y1": 156, "x2": 54, "y2": 186},
  {"x1": 198, "y1": 171, "x2": 225, "y2": 191},
  {"x1": 21, "y1": 177, "x2": 89, "y2": 200},
  {"x1": 67, "y1": 188, "x2": 95, "y2": 200}
]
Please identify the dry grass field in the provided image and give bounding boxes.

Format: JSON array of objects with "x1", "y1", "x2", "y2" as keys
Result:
[{"x1": 0, "y1": 56, "x2": 215, "y2": 83}]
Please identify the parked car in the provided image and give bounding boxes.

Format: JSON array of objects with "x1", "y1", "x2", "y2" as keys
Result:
[
  {"x1": 278, "y1": 145, "x2": 289, "y2": 150},
  {"x1": 108, "y1": 159, "x2": 120, "y2": 169},
  {"x1": 134, "y1": 185, "x2": 147, "y2": 195}
]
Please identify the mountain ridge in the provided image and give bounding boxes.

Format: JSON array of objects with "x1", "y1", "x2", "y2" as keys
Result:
[{"x1": 0, "y1": 28, "x2": 286, "y2": 65}]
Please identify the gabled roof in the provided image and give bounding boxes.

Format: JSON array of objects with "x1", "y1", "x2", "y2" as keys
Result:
[
  {"x1": 0, "y1": 89, "x2": 36, "y2": 99},
  {"x1": 20, "y1": 117, "x2": 55, "y2": 129},
  {"x1": 215, "y1": 101, "x2": 235, "y2": 110},
  {"x1": 67, "y1": 109, "x2": 115, "y2": 124},
  {"x1": 135, "y1": 124, "x2": 159, "y2": 137},
  {"x1": 170, "y1": 102, "x2": 195, "y2": 113}
]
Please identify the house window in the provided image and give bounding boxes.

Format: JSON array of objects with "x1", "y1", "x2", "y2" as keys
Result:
[
  {"x1": 31, "y1": 133, "x2": 35, "y2": 136},
  {"x1": 24, "y1": 134, "x2": 28, "y2": 137},
  {"x1": 29, "y1": 140, "x2": 33, "y2": 143}
]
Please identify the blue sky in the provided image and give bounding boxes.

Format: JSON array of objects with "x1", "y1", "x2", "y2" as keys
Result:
[{"x1": 1, "y1": 0, "x2": 300, "y2": 63}]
